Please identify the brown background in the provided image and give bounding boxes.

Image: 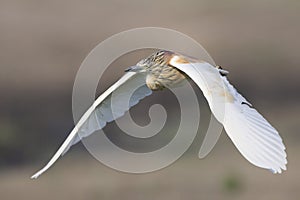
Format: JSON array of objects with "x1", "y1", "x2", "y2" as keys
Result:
[{"x1": 0, "y1": 0, "x2": 299, "y2": 199}]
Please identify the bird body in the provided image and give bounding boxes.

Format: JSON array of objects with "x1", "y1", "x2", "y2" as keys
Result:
[
  {"x1": 134, "y1": 50, "x2": 188, "y2": 90},
  {"x1": 31, "y1": 50, "x2": 287, "y2": 179},
  {"x1": 145, "y1": 64, "x2": 188, "y2": 90}
]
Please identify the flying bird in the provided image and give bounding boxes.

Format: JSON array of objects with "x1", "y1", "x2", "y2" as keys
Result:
[{"x1": 31, "y1": 50, "x2": 287, "y2": 178}]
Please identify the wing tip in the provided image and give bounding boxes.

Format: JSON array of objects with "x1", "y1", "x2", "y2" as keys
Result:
[
  {"x1": 30, "y1": 171, "x2": 42, "y2": 179},
  {"x1": 30, "y1": 165, "x2": 51, "y2": 179},
  {"x1": 269, "y1": 158, "x2": 287, "y2": 174},
  {"x1": 269, "y1": 167, "x2": 286, "y2": 174}
]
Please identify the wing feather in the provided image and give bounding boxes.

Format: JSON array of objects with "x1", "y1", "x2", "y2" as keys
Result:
[
  {"x1": 170, "y1": 56, "x2": 287, "y2": 173},
  {"x1": 31, "y1": 72, "x2": 151, "y2": 178}
]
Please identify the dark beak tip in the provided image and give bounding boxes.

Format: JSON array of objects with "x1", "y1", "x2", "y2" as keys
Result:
[{"x1": 124, "y1": 67, "x2": 131, "y2": 72}]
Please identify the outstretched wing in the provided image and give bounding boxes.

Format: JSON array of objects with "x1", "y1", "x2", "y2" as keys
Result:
[
  {"x1": 31, "y1": 72, "x2": 152, "y2": 178},
  {"x1": 169, "y1": 55, "x2": 287, "y2": 173}
]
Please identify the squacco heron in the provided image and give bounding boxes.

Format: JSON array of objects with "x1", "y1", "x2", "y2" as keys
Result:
[{"x1": 31, "y1": 50, "x2": 287, "y2": 178}]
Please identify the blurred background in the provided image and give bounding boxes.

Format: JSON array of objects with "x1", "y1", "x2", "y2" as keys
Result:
[{"x1": 0, "y1": 0, "x2": 299, "y2": 199}]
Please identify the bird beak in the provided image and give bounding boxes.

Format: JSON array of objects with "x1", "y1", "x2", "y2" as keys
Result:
[{"x1": 124, "y1": 65, "x2": 144, "y2": 72}]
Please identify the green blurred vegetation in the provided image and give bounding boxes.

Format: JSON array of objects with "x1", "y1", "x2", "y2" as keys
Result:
[{"x1": 222, "y1": 172, "x2": 244, "y2": 195}]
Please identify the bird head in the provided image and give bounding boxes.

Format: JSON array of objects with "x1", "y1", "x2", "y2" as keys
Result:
[{"x1": 125, "y1": 50, "x2": 173, "y2": 73}]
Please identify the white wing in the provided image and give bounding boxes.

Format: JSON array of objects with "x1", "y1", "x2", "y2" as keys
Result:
[
  {"x1": 170, "y1": 56, "x2": 287, "y2": 173},
  {"x1": 31, "y1": 72, "x2": 152, "y2": 178}
]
